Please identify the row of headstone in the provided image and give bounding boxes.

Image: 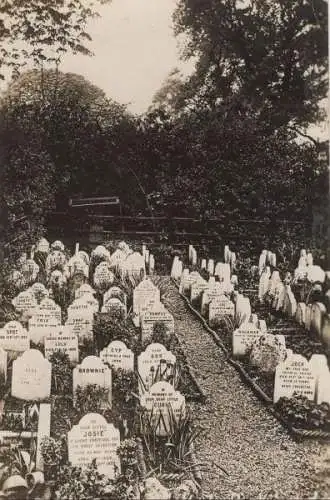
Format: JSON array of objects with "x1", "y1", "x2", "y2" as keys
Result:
[
  {"x1": 258, "y1": 249, "x2": 277, "y2": 275},
  {"x1": 294, "y1": 249, "x2": 326, "y2": 283}
]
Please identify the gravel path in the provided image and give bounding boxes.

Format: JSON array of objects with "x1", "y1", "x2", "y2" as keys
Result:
[{"x1": 153, "y1": 276, "x2": 329, "y2": 500}]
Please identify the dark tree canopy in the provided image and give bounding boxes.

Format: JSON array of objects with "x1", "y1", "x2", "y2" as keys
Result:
[{"x1": 173, "y1": 0, "x2": 328, "y2": 130}]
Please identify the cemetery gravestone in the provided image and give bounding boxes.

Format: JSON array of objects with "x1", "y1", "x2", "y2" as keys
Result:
[
  {"x1": 75, "y1": 284, "x2": 96, "y2": 300},
  {"x1": 141, "y1": 305, "x2": 174, "y2": 341},
  {"x1": 140, "y1": 381, "x2": 185, "y2": 437},
  {"x1": 103, "y1": 287, "x2": 126, "y2": 307},
  {"x1": 138, "y1": 343, "x2": 176, "y2": 394},
  {"x1": 235, "y1": 296, "x2": 252, "y2": 326},
  {"x1": 311, "y1": 302, "x2": 326, "y2": 337},
  {"x1": 12, "y1": 290, "x2": 38, "y2": 316},
  {"x1": 100, "y1": 341, "x2": 134, "y2": 371},
  {"x1": 101, "y1": 298, "x2": 126, "y2": 319},
  {"x1": 296, "y1": 303, "x2": 306, "y2": 326},
  {"x1": 11, "y1": 349, "x2": 51, "y2": 400},
  {"x1": 0, "y1": 348, "x2": 7, "y2": 381},
  {"x1": 68, "y1": 413, "x2": 121, "y2": 478},
  {"x1": 28, "y1": 310, "x2": 60, "y2": 345},
  {"x1": 190, "y1": 278, "x2": 208, "y2": 303},
  {"x1": 273, "y1": 354, "x2": 316, "y2": 403},
  {"x1": 44, "y1": 326, "x2": 79, "y2": 364},
  {"x1": 73, "y1": 356, "x2": 112, "y2": 404},
  {"x1": 133, "y1": 279, "x2": 160, "y2": 326},
  {"x1": 209, "y1": 296, "x2": 235, "y2": 327},
  {"x1": 30, "y1": 283, "x2": 49, "y2": 304},
  {"x1": 309, "y1": 354, "x2": 329, "y2": 403},
  {"x1": 321, "y1": 314, "x2": 330, "y2": 349},
  {"x1": 39, "y1": 298, "x2": 61, "y2": 323},
  {"x1": 0, "y1": 321, "x2": 30, "y2": 353},
  {"x1": 233, "y1": 323, "x2": 262, "y2": 357}
]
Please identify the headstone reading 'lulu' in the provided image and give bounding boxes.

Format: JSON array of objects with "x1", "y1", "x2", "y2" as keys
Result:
[
  {"x1": 233, "y1": 323, "x2": 262, "y2": 357},
  {"x1": 100, "y1": 340, "x2": 134, "y2": 371},
  {"x1": 11, "y1": 349, "x2": 51, "y2": 400},
  {"x1": 44, "y1": 326, "x2": 79, "y2": 364},
  {"x1": 138, "y1": 343, "x2": 176, "y2": 394},
  {"x1": 140, "y1": 381, "x2": 185, "y2": 436},
  {"x1": 73, "y1": 356, "x2": 112, "y2": 404},
  {"x1": 209, "y1": 295, "x2": 234, "y2": 327},
  {"x1": 273, "y1": 354, "x2": 316, "y2": 403},
  {"x1": 68, "y1": 413, "x2": 121, "y2": 478},
  {"x1": 0, "y1": 321, "x2": 30, "y2": 353}
]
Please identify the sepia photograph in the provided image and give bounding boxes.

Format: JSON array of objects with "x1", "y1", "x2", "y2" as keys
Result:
[{"x1": 0, "y1": 0, "x2": 329, "y2": 498}]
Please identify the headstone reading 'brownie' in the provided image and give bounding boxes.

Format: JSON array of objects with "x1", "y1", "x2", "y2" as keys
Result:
[
  {"x1": 0, "y1": 321, "x2": 30, "y2": 353},
  {"x1": 100, "y1": 340, "x2": 134, "y2": 371},
  {"x1": 233, "y1": 323, "x2": 262, "y2": 357},
  {"x1": 138, "y1": 343, "x2": 176, "y2": 393},
  {"x1": 209, "y1": 295, "x2": 234, "y2": 327},
  {"x1": 11, "y1": 349, "x2": 51, "y2": 400},
  {"x1": 68, "y1": 413, "x2": 121, "y2": 478},
  {"x1": 273, "y1": 354, "x2": 316, "y2": 403},
  {"x1": 73, "y1": 356, "x2": 112, "y2": 404},
  {"x1": 44, "y1": 326, "x2": 79, "y2": 364},
  {"x1": 140, "y1": 381, "x2": 185, "y2": 436}
]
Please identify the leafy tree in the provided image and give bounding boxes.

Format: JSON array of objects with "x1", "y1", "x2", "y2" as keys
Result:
[
  {"x1": 0, "y1": 0, "x2": 111, "y2": 80},
  {"x1": 173, "y1": 0, "x2": 328, "y2": 132}
]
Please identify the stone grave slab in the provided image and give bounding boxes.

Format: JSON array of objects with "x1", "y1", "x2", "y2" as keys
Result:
[
  {"x1": 28, "y1": 309, "x2": 60, "y2": 345},
  {"x1": 141, "y1": 305, "x2": 174, "y2": 341},
  {"x1": 73, "y1": 356, "x2": 111, "y2": 404},
  {"x1": 138, "y1": 343, "x2": 176, "y2": 394},
  {"x1": 101, "y1": 297, "x2": 127, "y2": 318},
  {"x1": 273, "y1": 354, "x2": 316, "y2": 403},
  {"x1": 11, "y1": 349, "x2": 51, "y2": 400},
  {"x1": 12, "y1": 290, "x2": 38, "y2": 316},
  {"x1": 100, "y1": 340, "x2": 134, "y2": 371},
  {"x1": 209, "y1": 295, "x2": 235, "y2": 327},
  {"x1": 44, "y1": 326, "x2": 79, "y2": 364},
  {"x1": 233, "y1": 323, "x2": 262, "y2": 357},
  {"x1": 0, "y1": 321, "x2": 30, "y2": 353}
]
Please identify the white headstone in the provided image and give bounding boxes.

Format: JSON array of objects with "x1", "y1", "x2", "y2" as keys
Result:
[
  {"x1": 133, "y1": 279, "x2": 160, "y2": 326},
  {"x1": 140, "y1": 381, "x2": 185, "y2": 437},
  {"x1": 233, "y1": 323, "x2": 262, "y2": 357},
  {"x1": 0, "y1": 321, "x2": 30, "y2": 352},
  {"x1": 75, "y1": 284, "x2": 96, "y2": 300},
  {"x1": 68, "y1": 413, "x2": 120, "y2": 478},
  {"x1": 138, "y1": 343, "x2": 176, "y2": 394},
  {"x1": 100, "y1": 341, "x2": 134, "y2": 371},
  {"x1": 141, "y1": 304, "x2": 174, "y2": 341},
  {"x1": 101, "y1": 297, "x2": 127, "y2": 318},
  {"x1": 201, "y1": 259, "x2": 207, "y2": 270},
  {"x1": 207, "y1": 259, "x2": 214, "y2": 276},
  {"x1": 12, "y1": 290, "x2": 38, "y2": 316},
  {"x1": 11, "y1": 350, "x2": 51, "y2": 400},
  {"x1": 310, "y1": 302, "x2": 326, "y2": 337},
  {"x1": 0, "y1": 348, "x2": 8, "y2": 381},
  {"x1": 273, "y1": 354, "x2": 316, "y2": 403},
  {"x1": 28, "y1": 309, "x2": 60, "y2": 345},
  {"x1": 39, "y1": 298, "x2": 61, "y2": 323},
  {"x1": 73, "y1": 356, "x2": 112, "y2": 404},
  {"x1": 44, "y1": 326, "x2": 79, "y2": 364},
  {"x1": 36, "y1": 238, "x2": 50, "y2": 254},
  {"x1": 235, "y1": 296, "x2": 252, "y2": 326},
  {"x1": 295, "y1": 302, "x2": 306, "y2": 325},
  {"x1": 209, "y1": 295, "x2": 235, "y2": 327}
]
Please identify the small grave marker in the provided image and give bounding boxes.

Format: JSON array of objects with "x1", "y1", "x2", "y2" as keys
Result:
[
  {"x1": 273, "y1": 354, "x2": 316, "y2": 403},
  {"x1": 11, "y1": 350, "x2": 51, "y2": 400}
]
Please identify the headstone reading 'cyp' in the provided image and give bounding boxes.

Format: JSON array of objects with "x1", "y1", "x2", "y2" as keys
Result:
[
  {"x1": 68, "y1": 413, "x2": 121, "y2": 478},
  {"x1": 273, "y1": 354, "x2": 316, "y2": 403},
  {"x1": 44, "y1": 326, "x2": 79, "y2": 364},
  {"x1": 0, "y1": 321, "x2": 29, "y2": 353},
  {"x1": 11, "y1": 349, "x2": 51, "y2": 400},
  {"x1": 73, "y1": 356, "x2": 112, "y2": 404},
  {"x1": 140, "y1": 381, "x2": 185, "y2": 436},
  {"x1": 100, "y1": 340, "x2": 134, "y2": 371}
]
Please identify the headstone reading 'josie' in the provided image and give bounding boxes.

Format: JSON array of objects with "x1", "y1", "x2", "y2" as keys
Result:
[
  {"x1": 100, "y1": 341, "x2": 134, "y2": 371},
  {"x1": 140, "y1": 381, "x2": 185, "y2": 437},
  {"x1": 11, "y1": 349, "x2": 51, "y2": 400},
  {"x1": 44, "y1": 326, "x2": 79, "y2": 364},
  {"x1": 68, "y1": 413, "x2": 121, "y2": 478},
  {"x1": 273, "y1": 354, "x2": 316, "y2": 403},
  {"x1": 73, "y1": 356, "x2": 112, "y2": 404}
]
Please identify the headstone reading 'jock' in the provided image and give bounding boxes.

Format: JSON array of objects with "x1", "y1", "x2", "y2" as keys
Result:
[
  {"x1": 140, "y1": 381, "x2": 185, "y2": 436},
  {"x1": 11, "y1": 349, "x2": 51, "y2": 400},
  {"x1": 0, "y1": 321, "x2": 30, "y2": 353},
  {"x1": 68, "y1": 413, "x2": 121, "y2": 478},
  {"x1": 73, "y1": 356, "x2": 112, "y2": 404},
  {"x1": 44, "y1": 326, "x2": 79, "y2": 364},
  {"x1": 100, "y1": 340, "x2": 134, "y2": 371},
  {"x1": 138, "y1": 343, "x2": 176, "y2": 393},
  {"x1": 28, "y1": 309, "x2": 60, "y2": 345},
  {"x1": 273, "y1": 354, "x2": 316, "y2": 403},
  {"x1": 209, "y1": 295, "x2": 234, "y2": 327},
  {"x1": 141, "y1": 305, "x2": 174, "y2": 341},
  {"x1": 233, "y1": 323, "x2": 262, "y2": 357}
]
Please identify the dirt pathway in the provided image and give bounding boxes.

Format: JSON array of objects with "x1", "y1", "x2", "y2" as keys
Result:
[{"x1": 153, "y1": 276, "x2": 329, "y2": 500}]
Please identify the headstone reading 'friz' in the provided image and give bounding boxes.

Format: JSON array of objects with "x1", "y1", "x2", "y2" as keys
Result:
[
  {"x1": 100, "y1": 341, "x2": 134, "y2": 371},
  {"x1": 68, "y1": 413, "x2": 121, "y2": 478},
  {"x1": 140, "y1": 381, "x2": 185, "y2": 436},
  {"x1": 273, "y1": 354, "x2": 316, "y2": 403},
  {"x1": 11, "y1": 349, "x2": 51, "y2": 400}
]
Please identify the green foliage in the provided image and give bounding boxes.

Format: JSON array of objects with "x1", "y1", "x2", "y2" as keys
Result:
[
  {"x1": 93, "y1": 314, "x2": 138, "y2": 352},
  {"x1": 50, "y1": 351, "x2": 73, "y2": 395},
  {"x1": 74, "y1": 384, "x2": 110, "y2": 416}
]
